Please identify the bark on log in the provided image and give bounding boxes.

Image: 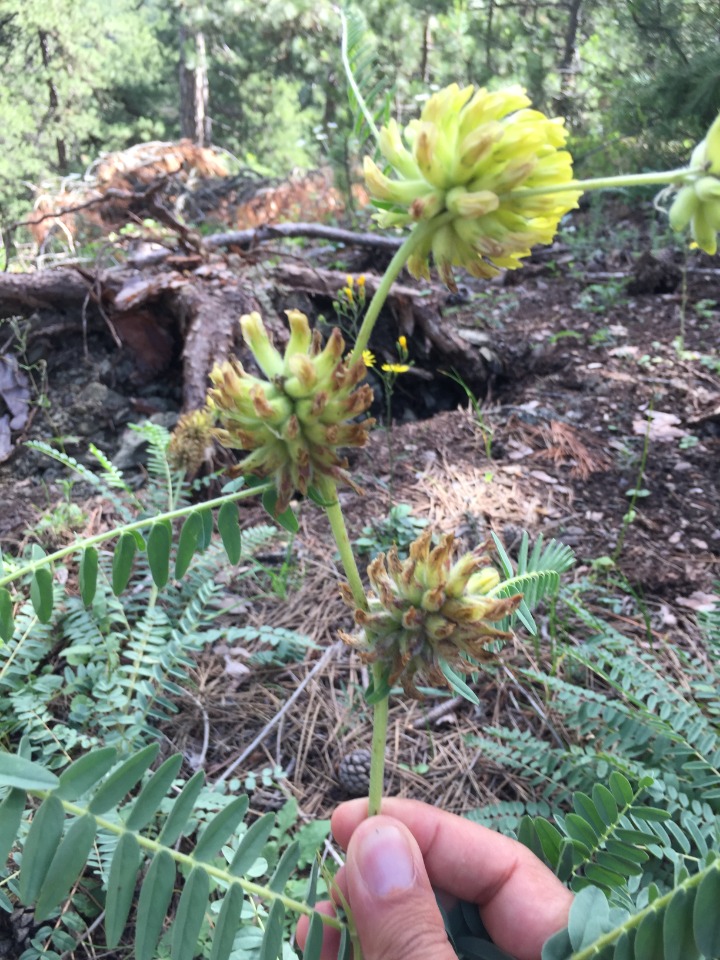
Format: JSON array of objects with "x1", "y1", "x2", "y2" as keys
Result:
[{"x1": 0, "y1": 268, "x2": 99, "y2": 318}]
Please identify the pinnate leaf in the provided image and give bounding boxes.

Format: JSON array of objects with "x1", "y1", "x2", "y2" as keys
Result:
[
  {"x1": 209, "y1": 884, "x2": 244, "y2": 960},
  {"x1": 112, "y1": 532, "x2": 137, "y2": 595},
  {"x1": 35, "y1": 813, "x2": 97, "y2": 921},
  {"x1": 171, "y1": 866, "x2": 210, "y2": 960},
  {"x1": 0, "y1": 789, "x2": 25, "y2": 867},
  {"x1": 147, "y1": 521, "x2": 172, "y2": 588},
  {"x1": 0, "y1": 753, "x2": 58, "y2": 791},
  {"x1": 218, "y1": 501, "x2": 242, "y2": 564},
  {"x1": 89, "y1": 743, "x2": 159, "y2": 814},
  {"x1": 79, "y1": 546, "x2": 99, "y2": 606},
  {"x1": 158, "y1": 769, "x2": 205, "y2": 846},
  {"x1": 259, "y1": 898, "x2": 285, "y2": 960},
  {"x1": 135, "y1": 850, "x2": 176, "y2": 960},
  {"x1": 0, "y1": 586, "x2": 15, "y2": 640},
  {"x1": 694, "y1": 864, "x2": 720, "y2": 956},
  {"x1": 229, "y1": 811, "x2": 275, "y2": 876},
  {"x1": 19, "y1": 795, "x2": 64, "y2": 904},
  {"x1": 193, "y1": 794, "x2": 249, "y2": 863},
  {"x1": 105, "y1": 832, "x2": 141, "y2": 948},
  {"x1": 30, "y1": 567, "x2": 53, "y2": 623},
  {"x1": 55, "y1": 747, "x2": 118, "y2": 800},
  {"x1": 175, "y1": 512, "x2": 203, "y2": 578},
  {"x1": 125, "y1": 753, "x2": 183, "y2": 832}
]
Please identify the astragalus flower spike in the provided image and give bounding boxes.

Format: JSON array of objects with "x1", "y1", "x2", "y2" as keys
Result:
[
  {"x1": 340, "y1": 529, "x2": 522, "y2": 699},
  {"x1": 207, "y1": 310, "x2": 374, "y2": 511},
  {"x1": 363, "y1": 83, "x2": 581, "y2": 287},
  {"x1": 668, "y1": 113, "x2": 720, "y2": 255}
]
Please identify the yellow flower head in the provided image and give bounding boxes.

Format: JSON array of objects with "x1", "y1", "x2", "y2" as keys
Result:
[
  {"x1": 207, "y1": 310, "x2": 375, "y2": 511},
  {"x1": 669, "y1": 113, "x2": 720, "y2": 255},
  {"x1": 343, "y1": 286, "x2": 354, "y2": 304},
  {"x1": 357, "y1": 274, "x2": 366, "y2": 287},
  {"x1": 363, "y1": 83, "x2": 581, "y2": 287},
  {"x1": 362, "y1": 349, "x2": 376, "y2": 368},
  {"x1": 397, "y1": 335, "x2": 408, "y2": 350},
  {"x1": 340, "y1": 529, "x2": 522, "y2": 699},
  {"x1": 382, "y1": 362, "x2": 410, "y2": 374}
]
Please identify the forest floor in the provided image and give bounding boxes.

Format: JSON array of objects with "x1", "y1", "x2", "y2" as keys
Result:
[{"x1": 1, "y1": 205, "x2": 719, "y2": 821}]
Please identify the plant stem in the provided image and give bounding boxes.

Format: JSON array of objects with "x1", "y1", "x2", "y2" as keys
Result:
[
  {"x1": 368, "y1": 663, "x2": 389, "y2": 816},
  {"x1": 317, "y1": 475, "x2": 389, "y2": 815},
  {"x1": 513, "y1": 167, "x2": 689, "y2": 200},
  {"x1": 349, "y1": 217, "x2": 449, "y2": 362},
  {"x1": 318, "y1": 475, "x2": 366, "y2": 610}
]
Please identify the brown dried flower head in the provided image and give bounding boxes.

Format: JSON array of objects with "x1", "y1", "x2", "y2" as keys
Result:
[{"x1": 341, "y1": 529, "x2": 522, "y2": 699}]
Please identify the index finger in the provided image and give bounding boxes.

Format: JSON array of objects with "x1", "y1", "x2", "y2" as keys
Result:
[{"x1": 331, "y1": 798, "x2": 572, "y2": 959}]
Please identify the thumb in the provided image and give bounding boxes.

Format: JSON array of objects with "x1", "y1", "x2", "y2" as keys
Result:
[{"x1": 344, "y1": 815, "x2": 457, "y2": 960}]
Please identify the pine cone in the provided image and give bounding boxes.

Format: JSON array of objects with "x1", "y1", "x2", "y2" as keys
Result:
[{"x1": 337, "y1": 749, "x2": 372, "y2": 796}]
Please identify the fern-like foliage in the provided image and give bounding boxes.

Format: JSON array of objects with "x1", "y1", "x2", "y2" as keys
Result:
[
  {"x1": 339, "y1": 5, "x2": 391, "y2": 153},
  {"x1": 488, "y1": 531, "x2": 575, "y2": 634},
  {"x1": 465, "y1": 579, "x2": 720, "y2": 959},
  {"x1": 0, "y1": 747, "x2": 343, "y2": 960}
]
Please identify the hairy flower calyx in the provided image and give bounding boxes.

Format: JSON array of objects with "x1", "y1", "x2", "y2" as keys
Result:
[
  {"x1": 669, "y1": 113, "x2": 720, "y2": 255},
  {"x1": 207, "y1": 310, "x2": 375, "y2": 511},
  {"x1": 364, "y1": 83, "x2": 581, "y2": 288},
  {"x1": 340, "y1": 529, "x2": 522, "y2": 699}
]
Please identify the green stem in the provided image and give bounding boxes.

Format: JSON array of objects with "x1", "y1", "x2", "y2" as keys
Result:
[
  {"x1": 349, "y1": 217, "x2": 450, "y2": 362},
  {"x1": 0, "y1": 483, "x2": 272, "y2": 589},
  {"x1": 368, "y1": 663, "x2": 389, "y2": 817},
  {"x1": 317, "y1": 475, "x2": 389, "y2": 815},
  {"x1": 317, "y1": 475, "x2": 366, "y2": 610},
  {"x1": 513, "y1": 167, "x2": 689, "y2": 200},
  {"x1": 48, "y1": 797, "x2": 344, "y2": 930}
]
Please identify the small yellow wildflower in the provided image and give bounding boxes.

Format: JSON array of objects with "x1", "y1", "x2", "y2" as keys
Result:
[
  {"x1": 362, "y1": 350, "x2": 376, "y2": 367},
  {"x1": 357, "y1": 274, "x2": 366, "y2": 287},
  {"x1": 346, "y1": 274, "x2": 354, "y2": 288},
  {"x1": 343, "y1": 286, "x2": 354, "y2": 304},
  {"x1": 397, "y1": 335, "x2": 408, "y2": 350},
  {"x1": 382, "y1": 362, "x2": 410, "y2": 374}
]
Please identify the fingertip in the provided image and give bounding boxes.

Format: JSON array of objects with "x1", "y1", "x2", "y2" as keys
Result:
[{"x1": 331, "y1": 798, "x2": 371, "y2": 849}]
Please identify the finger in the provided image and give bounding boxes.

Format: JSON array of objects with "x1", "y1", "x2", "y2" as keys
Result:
[
  {"x1": 344, "y1": 815, "x2": 459, "y2": 960},
  {"x1": 332, "y1": 798, "x2": 572, "y2": 960},
  {"x1": 296, "y1": 900, "x2": 342, "y2": 960}
]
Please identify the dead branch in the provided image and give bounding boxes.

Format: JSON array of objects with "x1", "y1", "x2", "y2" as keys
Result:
[{"x1": 204, "y1": 222, "x2": 403, "y2": 252}]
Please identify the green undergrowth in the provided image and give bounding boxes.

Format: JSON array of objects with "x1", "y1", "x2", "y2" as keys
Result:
[{"x1": 0, "y1": 424, "x2": 718, "y2": 960}]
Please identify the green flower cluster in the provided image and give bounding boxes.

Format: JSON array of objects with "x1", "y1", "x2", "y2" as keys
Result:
[{"x1": 207, "y1": 310, "x2": 374, "y2": 511}]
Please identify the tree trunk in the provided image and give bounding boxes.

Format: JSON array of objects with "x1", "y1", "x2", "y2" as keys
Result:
[
  {"x1": 555, "y1": 0, "x2": 584, "y2": 119},
  {"x1": 38, "y1": 30, "x2": 68, "y2": 172},
  {"x1": 179, "y1": 25, "x2": 211, "y2": 145}
]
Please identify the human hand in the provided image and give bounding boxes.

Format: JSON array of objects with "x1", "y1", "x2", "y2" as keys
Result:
[{"x1": 296, "y1": 797, "x2": 573, "y2": 960}]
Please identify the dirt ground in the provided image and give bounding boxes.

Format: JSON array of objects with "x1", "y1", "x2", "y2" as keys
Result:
[{"x1": 1, "y1": 208, "x2": 719, "y2": 819}]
